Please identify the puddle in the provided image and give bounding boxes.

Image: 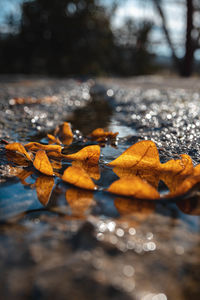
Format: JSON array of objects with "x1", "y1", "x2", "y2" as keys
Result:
[{"x1": 0, "y1": 78, "x2": 200, "y2": 300}]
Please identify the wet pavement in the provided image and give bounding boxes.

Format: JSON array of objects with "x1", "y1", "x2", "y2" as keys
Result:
[{"x1": 0, "y1": 75, "x2": 200, "y2": 300}]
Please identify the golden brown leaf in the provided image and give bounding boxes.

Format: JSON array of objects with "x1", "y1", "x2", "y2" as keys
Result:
[
  {"x1": 167, "y1": 175, "x2": 200, "y2": 198},
  {"x1": 64, "y1": 145, "x2": 100, "y2": 165},
  {"x1": 113, "y1": 167, "x2": 160, "y2": 188},
  {"x1": 90, "y1": 128, "x2": 118, "y2": 139},
  {"x1": 47, "y1": 134, "x2": 61, "y2": 145},
  {"x1": 108, "y1": 176, "x2": 160, "y2": 200},
  {"x1": 36, "y1": 176, "x2": 54, "y2": 205},
  {"x1": 66, "y1": 188, "x2": 94, "y2": 216},
  {"x1": 6, "y1": 151, "x2": 30, "y2": 167},
  {"x1": 62, "y1": 122, "x2": 73, "y2": 137},
  {"x1": 25, "y1": 142, "x2": 62, "y2": 152},
  {"x1": 62, "y1": 166, "x2": 97, "y2": 190},
  {"x1": 72, "y1": 160, "x2": 100, "y2": 180},
  {"x1": 6, "y1": 142, "x2": 32, "y2": 161},
  {"x1": 33, "y1": 150, "x2": 54, "y2": 176},
  {"x1": 160, "y1": 154, "x2": 194, "y2": 192},
  {"x1": 108, "y1": 140, "x2": 160, "y2": 169}
]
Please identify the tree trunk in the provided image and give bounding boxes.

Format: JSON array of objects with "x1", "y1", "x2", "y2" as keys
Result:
[{"x1": 181, "y1": 0, "x2": 194, "y2": 77}]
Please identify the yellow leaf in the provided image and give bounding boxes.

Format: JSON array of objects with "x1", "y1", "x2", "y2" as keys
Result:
[
  {"x1": 64, "y1": 145, "x2": 100, "y2": 165},
  {"x1": 25, "y1": 142, "x2": 62, "y2": 152},
  {"x1": 108, "y1": 176, "x2": 160, "y2": 200},
  {"x1": 66, "y1": 188, "x2": 94, "y2": 216},
  {"x1": 108, "y1": 140, "x2": 160, "y2": 169},
  {"x1": 5, "y1": 142, "x2": 32, "y2": 161},
  {"x1": 47, "y1": 134, "x2": 61, "y2": 145},
  {"x1": 160, "y1": 154, "x2": 194, "y2": 192},
  {"x1": 90, "y1": 128, "x2": 118, "y2": 139},
  {"x1": 62, "y1": 122, "x2": 73, "y2": 137},
  {"x1": 36, "y1": 176, "x2": 54, "y2": 205},
  {"x1": 112, "y1": 167, "x2": 160, "y2": 188},
  {"x1": 33, "y1": 150, "x2": 54, "y2": 176},
  {"x1": 72, "y1": 160, "x2": 100, "y2": 180},
  {"x1": 167, "y1": 175, "x2": 200, "y2": 198},
  {"x1": 62, "y1": 166, "x2": 97, "y2": 190}
]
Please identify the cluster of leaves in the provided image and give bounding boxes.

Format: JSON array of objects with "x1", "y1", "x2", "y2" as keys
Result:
[{"x1": 4, "y1": 122, "x2": 200, "y2": 204}]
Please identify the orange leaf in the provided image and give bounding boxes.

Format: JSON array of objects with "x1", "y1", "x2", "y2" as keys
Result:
[
  {"x1": 36, "y1": 176, "x2": 54, "y2": 205},
  {"x1": 66, "y1": 188, "x2": 94, "y2": 216},
  {"x1": 167, "y1": 175, "x2": 200, "y2": 198},
  {"x1": 62, "y1": 122, "x2": 73, "y2": 137},
  {"x1": 108, "y1": 176, "x2": 160, "y2": 200},
  {"x1": 160, "y1": 154, "x2": 194, "y2": 192},
  {"x1": 72, "y1": 160, "x2": 100, "y2": 180},
  {"x1": 47, "y1": 134, "x2": 61, "y2": 145},
  {"x1": 112, "y1": 167, "x2": 160, "y2": 188},
  {"x1": 62, "y1": 166, "x2": 97, "y2": 190},
  {"x1": 5, "y1": 142, "x2": 32, "y2": 161},
  {"x1": 25, "y1": 142, "x2": 62, "y2": 152},
  {"x1": 33, "y1": 150, "x2": 54, "y2": 176},
  {"x1": 108, "y1": 141, "x2": 160, "y2": 169},
  {"x1": 90, "y1": 128, "x2": 118, "y2": 139},
  {"x1": 64, "y1": 145, "x2": 100, "y2": 165}
]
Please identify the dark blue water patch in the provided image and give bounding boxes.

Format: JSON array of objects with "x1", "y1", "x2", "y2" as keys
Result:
[
  {"x1": 93, "y1": 191, "x2": 120, "y2": 218},
  {"x1": 0, "y1": 181, "x2": 43, "y2": 220}
]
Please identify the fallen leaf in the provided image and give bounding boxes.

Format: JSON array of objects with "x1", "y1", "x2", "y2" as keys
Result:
[
  {"x1": 6, "y1": 142, "x2": 32, "y2": 161},
  {"x1": 50, "y1": 159, "x2": 62, "y2": 170},
  {"x1": 61, "y1": 122, "x2": 73, "y2": 138},
  {"x1": 47, "y1": 134, "x2": 61, "y2": 145},
  {"x1": 90, "y1": 128, "x2": 118, "y2": 139},
  {"x1": 160, "y1": 154, "x2": 194, "y2": 192},
  {"x1": 36, "y1": 176, "x2": 54, "y2": 206},
  {"x1": 62, "y1": 166, "x2": 97, "y2": 190},
  {"x1": 33, "y1": 150, "x2": 54, "y2": 176},
  {"x1": 66, "y1": 188, "x2": 94, "y2": 216},
  {"x1": 6, "y1": 151, "x2": 30, "y2": 167},
  {"x1": 108, "y1": 140, "x2": 160, "y2": 169},
  {"x1": 72, "y1": 160, "x2": 100, "y2": 180},
  {"x1": 64, "y1": 145, "x2": 100, "y2": 165},
  {"x1": 25, "y1": 142, "x2": 62, "y2": 152},
  {"x1": 112, "y1": 167, "x2": 160, "y2": 188},
  {"x1": 108, "y1": 176, "x2": 160, "y2": 200},
  {"x1": 168, "y1": 175, "x2": 200, "y2": 198}
]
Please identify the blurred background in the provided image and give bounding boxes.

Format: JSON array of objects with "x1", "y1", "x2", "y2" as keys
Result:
[{"x1": 0, "y1": 0, "x2": 200, "y2": 77}]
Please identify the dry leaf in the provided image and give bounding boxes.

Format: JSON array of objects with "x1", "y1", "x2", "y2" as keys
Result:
[
  {"x1": 62, "y1": 122, "x2": 73, "y2": 137},
  {"x1": 66, "y1": 188, "x2": 94, "y2": 216},
  {"x1": 62, "y1": 166, "x2": 97, "y2": 190},
  {"x1": 64, "y1": 145, "x2": 100, "y2": 165},
  {"x1": 33, "y1": 150, "x2": 54, "y2": 176},
  {"x1": 25, "y1": 142, "x2": 62, "y2": 152},
  {"x1": 72, "y1": 160, "x2": 100, "y2": 180},
  {"x1": 6, "y1": 151, "x2": 30, "y2": 167},
  {"x1": 90, "y1": 128, "x2": 118, "y2": 139},
  {"x1": 108, "y1": 176, "x2": 160, "y2": 200},
  {"x1": 108, "y1": 141, "x2": 160, "y2": 169},
  {"x1": 168, "y1": 175, "x2": 200, "y2": 198},
  {"x1": 6, "y1": 142, "x2": 32, "y2": 161},
  {"x1": 160, "y1": 154, "x2": 194, "y2": 192},
  {"x1": 113, "y1": 167, "x2": 160, "y2": 188},
  {"x1": 36, "y1": 176, "x2": 54, "y2": 206},
  {"x1": 47, "y1": 134, "x2": 61, "y2": 145}
]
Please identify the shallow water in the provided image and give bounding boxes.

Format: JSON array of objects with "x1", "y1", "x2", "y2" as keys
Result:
[{"x1": 0, "y1": 76, "x2": 200, "y2": 300}]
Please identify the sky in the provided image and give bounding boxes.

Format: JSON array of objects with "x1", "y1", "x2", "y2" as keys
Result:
[{"x1": 0, "y1": 0, "x2": 189, "y2": 58}]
